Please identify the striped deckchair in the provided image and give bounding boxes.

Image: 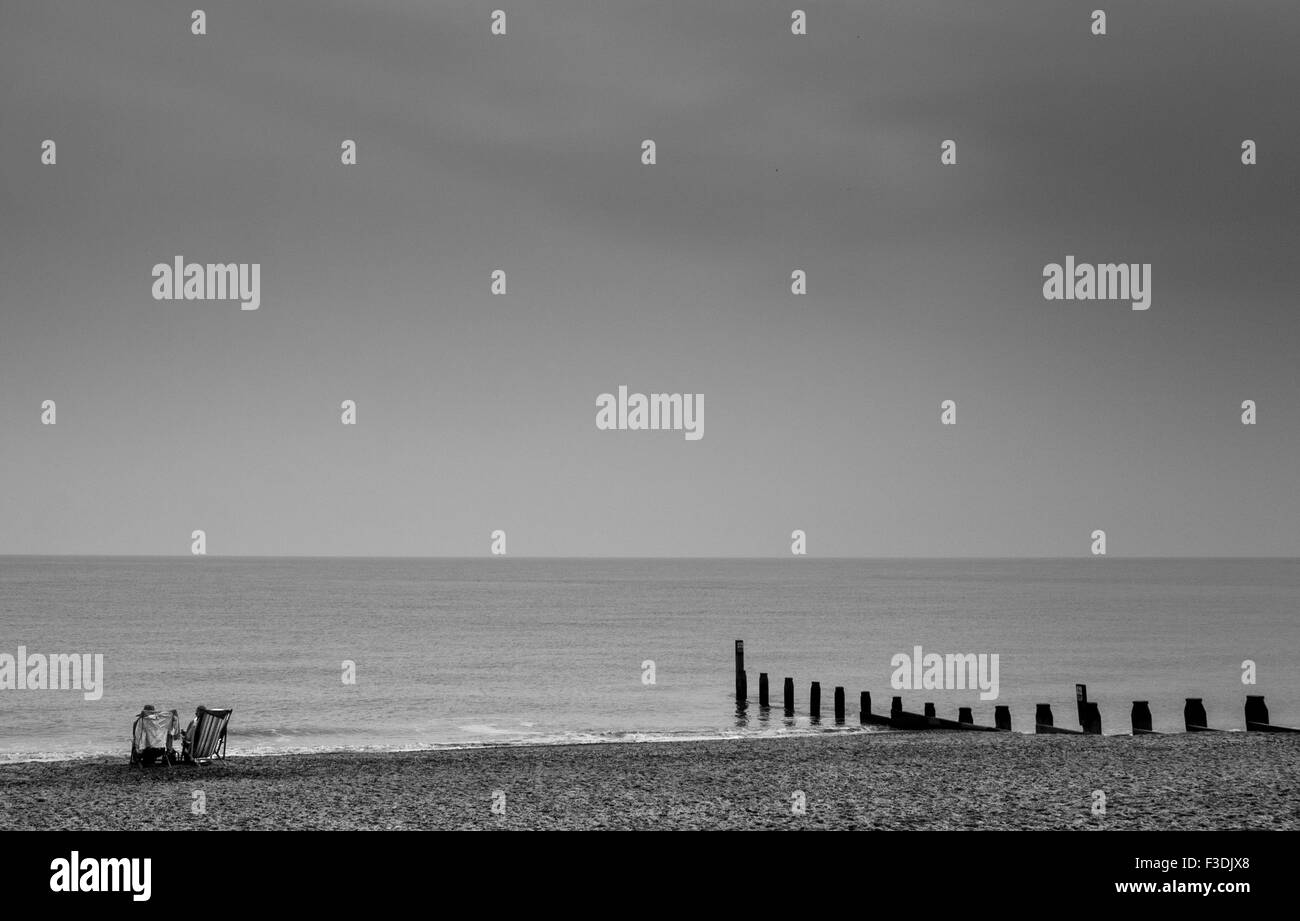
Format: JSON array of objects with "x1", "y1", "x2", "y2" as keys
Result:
[{"x1": 182, "y1": 707, "x2": 232, "y2": 763}]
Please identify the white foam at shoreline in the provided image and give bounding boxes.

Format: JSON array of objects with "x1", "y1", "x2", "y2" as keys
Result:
[{"x1": 0, "y1": 724, "x2": 885, "y2": 764}]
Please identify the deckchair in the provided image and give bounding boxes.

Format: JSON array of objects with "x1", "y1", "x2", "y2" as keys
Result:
[
  {"x1": 130, "y1": 708, "x2": 180, "y2": 767},
  {"x1": 182, "y1": 707, "x2": 232, "y2": 763}
]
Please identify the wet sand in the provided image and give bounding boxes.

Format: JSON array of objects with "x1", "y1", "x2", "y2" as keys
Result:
[{"x1": 1, "y1": 731, "x2": 1296, "y2": 830}]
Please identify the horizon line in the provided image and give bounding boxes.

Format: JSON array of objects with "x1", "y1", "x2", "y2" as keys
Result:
[{"x1": 1, "y1": 554, "x2": 1298, "y2": 561}]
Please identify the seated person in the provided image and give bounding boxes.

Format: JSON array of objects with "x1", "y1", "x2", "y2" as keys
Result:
[
  {"x1": 134, "y1": 704, "x2": 178, "y2": 766},
  {"x1": 181, "y1": 705, "x2": 207, "y2": 759}
]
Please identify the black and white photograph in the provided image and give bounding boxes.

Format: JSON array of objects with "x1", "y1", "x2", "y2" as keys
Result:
[{"x1": 1, "y1": 0, "x2": 1295, "y2": 902}]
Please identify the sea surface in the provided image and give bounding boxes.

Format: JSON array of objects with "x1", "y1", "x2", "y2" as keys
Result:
[{"x1": 1, "y1": 557, "x2": 1296, "y2": 762}]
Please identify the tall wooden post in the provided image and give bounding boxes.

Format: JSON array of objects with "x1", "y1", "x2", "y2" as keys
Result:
[
  {"x1": 1131, "y1": 701, "x2": 1153, "y2": 734},
  {"x1": 994, "y1": 705, "x2": 1011, "y2": 731},
  {"x1": 834, "y1": 687, "x2": 845, "y2": 723},
  {"x1": 809, "y1": 682, "x2": 821, "y2": 720},
  {"x1": 783, "y1": 677, "x2": 794, "y2": 715},
  {"x1": 734, "y1": 640, "x2": 745, "y2": 703},
  {"x1": 1075, "y1": 684, "x2": 1101, "y2": 734},
  {"x1": 759, "y1": 673, "x2": 769, "y2": 708}
]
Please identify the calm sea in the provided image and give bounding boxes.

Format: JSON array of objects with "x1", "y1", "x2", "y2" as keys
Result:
[{"x1": 1, "y1": 557, "x2": 1296, "y2": 762}]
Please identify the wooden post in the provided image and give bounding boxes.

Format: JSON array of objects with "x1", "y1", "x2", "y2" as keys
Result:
[
  {"x1": 1076, "y1": 684, "x2": 1101, "y2": 734},
  {"x1": 994, "y1": 705, "x2": 1011, "y2": 731},
  {"x1": 734, "y1": 640, "x2": 745, "y2": 702},
  {"x1": 1245, "y1": 695, "x2": 1268, "y2": 730},
  {"x1": 758, "y1": 673, "x2": 769, "y2": 709},
  {"x1": 783, "y1": 677, "x2": 794, "y2": 715},
  {"x1": 809, "y1": 682, "x2": 821, "y2": 720},
  {"x1": 1131, "y1": 701, "x2": 1153, "y2": 734},
  {"x1": 1035, "y1": 703, "x2": 1054, "y2": 733},
  {"x1": 834, "y1": 686, "x2": 845, "y2": 724},
  {"x1": 1184, "y1": 698, "x2": 1209, "y2": 732},
  {"x1": 1244, "y1": 695, "x2": 1299, "y2": 732},
  {"x1": 958, "y1": 707, "x2": 973, "y2": 725},
  {"x1": 923, "y1": 702, "x2": 936, "y2": 718},
  {"x1": 858, "y1": 691, "x2": 890, "y2": 727},
  {"x1": 891, "y1": 696, "x2": 903, "y2": 716}
]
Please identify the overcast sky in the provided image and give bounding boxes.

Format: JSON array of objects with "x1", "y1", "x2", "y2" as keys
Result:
[{"x1": 1, "y1": 1, "x2": 1297, "y2": 556}]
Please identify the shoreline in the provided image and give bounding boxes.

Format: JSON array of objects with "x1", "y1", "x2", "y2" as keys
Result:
[
  {"x1": 2, "y1": 731, "x2": 1295, "y2": 830},
  {"x1": 0, "y1": 724, "x2": 889, "y2": 766},
  {"x1": 0, "y1": 721, "x2": 1275, "y2": 768}
]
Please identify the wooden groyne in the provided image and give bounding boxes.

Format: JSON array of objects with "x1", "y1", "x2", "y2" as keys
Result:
[
  {"x1": 859, "y1": 692, "x2": 890, "y2": 726},
  {"x1": 732, "y1": 640, "x2": 1298, "y2": 735},
  {"x1": 1245, "y1": 695, "x2": 1300, "y2": 733},
  {"x1": 1033, "y1": 702, "x2": 1082, "y2": 734},
  {"x1": 1183, "y1": 698, "x2": 1218, "y2": 732},
  {"x1": 1184, "y1": 695, "x2": 1299, "y2": 734},
  {"x1": 888, "y1": 697, "x2": 932, "y2": 730}
]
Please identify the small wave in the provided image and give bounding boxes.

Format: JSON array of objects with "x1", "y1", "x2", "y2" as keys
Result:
[
  {"x1": 226, "y1": 723, "x2": 884, "y2": 757},
  {"x1": 0, "y1": 750, "x2": 122, "y2": 765},
  {"x1": 456, "y1": 724, "x2": 516, "y2": 736}
]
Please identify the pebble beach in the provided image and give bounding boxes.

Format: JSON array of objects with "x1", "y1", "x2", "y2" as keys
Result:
[{"x1": 2, "y1": 731, "x2": 1296, "y2": 830}]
